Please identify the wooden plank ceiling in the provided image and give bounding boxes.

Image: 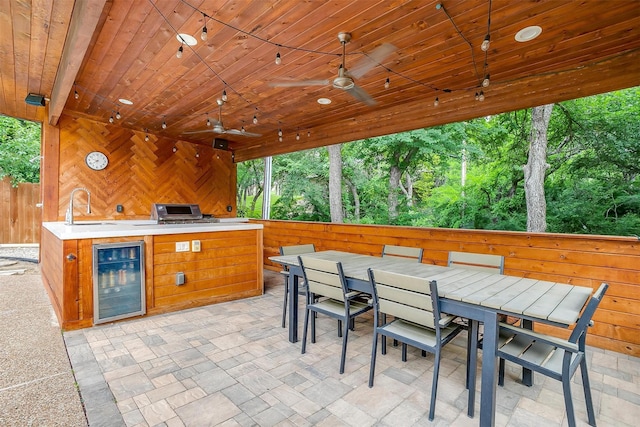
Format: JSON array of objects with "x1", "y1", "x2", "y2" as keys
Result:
[{"x1": 2, "y1": 0, "x2": 640, "y2": 162}]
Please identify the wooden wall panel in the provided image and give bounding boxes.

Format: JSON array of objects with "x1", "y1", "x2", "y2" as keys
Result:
[
  {"x1": 255, "y1": 219, "x2": 640, "y2": 356},
  {"x1": 150, "y1": 230, "x2": 263, "y2": 313},
  {"x1": 0, "y1": 177, "x2": 41, "y2": 243},
  {"x1": 56, "y1": 114, "x2": 236, "y2": 221}
]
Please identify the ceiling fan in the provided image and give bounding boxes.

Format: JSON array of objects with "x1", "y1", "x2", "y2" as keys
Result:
[
  {"x1": 183, "y1": 99, "x2": 261, "y2": 138},
  {"x1": 270, "y1": 32, "x2": 396, "y2": 106}
]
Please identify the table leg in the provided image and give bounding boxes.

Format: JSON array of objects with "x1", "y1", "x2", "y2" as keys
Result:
[
  {"x1": 479, "y1": 310, "x2": 498, "y2": 427},
  {"x1": 521, "y1": 319, "x2": 533, "y2": 386},
  {"x1": 288, "y1": 272, "x2": 299, "y2": 343},
  {"x1": 467, "y1": 319, "x2": 479, "y2": 418}
]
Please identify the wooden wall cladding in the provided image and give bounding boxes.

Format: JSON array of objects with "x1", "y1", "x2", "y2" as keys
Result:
[
  {"x1": 255, "y1": 219, "x2": 640, "y2": 357},
  {"x1": 150, "y1": 230, "x2": 263, "y2": 313},
  {"x1": 56, "y1": 115, "x2": 236, "y2": 220}
]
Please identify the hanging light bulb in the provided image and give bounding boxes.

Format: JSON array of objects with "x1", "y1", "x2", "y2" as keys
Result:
[
  {"x1": 206, "y1": 117, "x2": 211, "y2": 127},
  {"x1": 201, "y1": 26, "x2": 208, "y2": 41},
  {"x1": 278, "y1": 128, "x2": 283, "y2": 137},
  {"x1": 253, "y1": 114, "x2": 258, "y2": 125},
  {"x1": 279, "y1": 136, "x2": 283, "y2": 142},
  {"x1": 172, "y1": 146, "x2": 177, "y2": 153},
  {"x1": 275, "y1": 52, "x2": 282, "y2": 65},
  {"x1": 307, "y1": 131, "x2": 310, "y2": 137},
  {"x1": 481, "y1": 34, "x2": 490, "y2": 52},
  {"x1": 241, "y1": 126, "x2": 246, "y2": 133},
  {"x1": 176, "y1": 45, "x2": 183, "y2": 58},
  {"x1": 109, "y1": 115, "x2": 114, "y2": 123},
  {"x1": 162, "y1": 120, "x2": 167, "y2": 129},
  {"x1": 115, "y1": 111, "x2": 121, "y2": 120},
  {"x1": 434, "y1": 97, "x2": 439, "y2": 107},
  {"x1": 222, "y1": 89, "x2": 227, "y2": 102},
  {"x1": 145, "y1": 134, "x2": 149, "y2": 142},
  {"x1": 475, "y1": 92, "x2": 480, "y2": 101},
  {"x1": 195, "y1": 151, "x2": 200, "y2": 158},
  {"x1": 384, "y1": 77, "x2": 390, "y2": 89},
  {"x1": 482, "y1": 74, "x2": 490, "y2": 88},
  {"x1": 74, "y1": 90, "x2": 79, "y2": 100},
  {"x1": 479, "y1": 91, "x2": 485, "y2": 101},
  {"x1": 296, "y1": 132, "x2": 300, "y2": 141}
]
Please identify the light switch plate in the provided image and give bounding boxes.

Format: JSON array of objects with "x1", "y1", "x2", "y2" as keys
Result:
[
  {"x1": 191, "y1": 240, "x2": 201, "y2": 252},
  {"x1": 176, "y1": 242, "x2": 189, "y2": 252}
]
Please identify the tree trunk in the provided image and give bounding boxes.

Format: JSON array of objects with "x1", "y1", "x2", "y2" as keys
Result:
[
  {"x1": 388, "y1": 165, "x2": 401, "y2": 221},
  {"x1": 346, "y1": 179, "x2": 360, "y2": 221},
  {"x1": 524, "y1": 104, "x2": 554, "y2": 232},
  {"x1": 327, "y1": 144, "x2": 344, "y2": 223}
]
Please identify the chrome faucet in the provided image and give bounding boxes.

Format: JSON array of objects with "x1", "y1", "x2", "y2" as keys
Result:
[{"x1": 65, "y1": 187, "x2": 91, "y2": 225}]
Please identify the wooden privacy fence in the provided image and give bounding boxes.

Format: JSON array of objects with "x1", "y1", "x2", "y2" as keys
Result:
[
  {"x1": 254, "y1": 219, "x2": 640, "y2": 357},
  {"x1": 0, "y1": 177, "x2": 41, "y2": 244}
]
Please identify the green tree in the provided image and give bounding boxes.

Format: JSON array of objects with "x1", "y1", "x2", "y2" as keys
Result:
[{"x1": 0, "y1": 115, "x2": 41, "y2": 185}]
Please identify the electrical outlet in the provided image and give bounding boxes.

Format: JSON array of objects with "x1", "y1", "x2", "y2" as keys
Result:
[
  {"x1": 191, "y1": 240, "x2": 201, "y2": 252},
  {"x1": 175, "y1": 242, "x2": 189, "y2": 252}
]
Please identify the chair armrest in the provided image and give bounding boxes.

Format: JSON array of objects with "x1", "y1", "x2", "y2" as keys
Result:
[{"x1": 499, "y1": 323, "x2": 579, "y2": 353}]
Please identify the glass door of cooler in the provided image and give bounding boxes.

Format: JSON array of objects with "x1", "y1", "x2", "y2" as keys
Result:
[{"x1": 93, "y1": 241, "x2": 145, "y2": 324}]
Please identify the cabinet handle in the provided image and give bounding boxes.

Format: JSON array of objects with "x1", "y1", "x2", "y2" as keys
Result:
[{"x1": 66, "y1": 253, "x2": 77, "y2": 261}]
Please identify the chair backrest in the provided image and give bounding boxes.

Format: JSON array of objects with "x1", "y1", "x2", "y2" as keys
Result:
[
  {"x1": 447, "y1": 251, "x2": 504, "y2": 274},
  {"x1": 280, "y1": 244, "x2": 315, "y2": 256},
  {"x1": 569, "y1": 283, "x2": 608, "y2": 344},
  {"x1": 299, "y1": 256, "x2": 347, "y2": 302},
  {"x1": 368, "y1": 269, "x2": 442, "y2": 330},
  {"x1": 382, "y1": 245, "x2": 423, "y2": 262}
]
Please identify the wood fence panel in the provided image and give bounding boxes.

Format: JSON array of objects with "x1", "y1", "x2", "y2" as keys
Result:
[
  {"x1": 255, "y1": 219, "x2": 640, "y2": 357},
  {"x1": 0, "y1": 176, "x2": 41, "y2": 244}
]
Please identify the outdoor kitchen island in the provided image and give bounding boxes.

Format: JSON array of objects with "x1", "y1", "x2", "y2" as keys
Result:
[{"x1": 41, "y1": 220, "x2": 263, "y2": 330}]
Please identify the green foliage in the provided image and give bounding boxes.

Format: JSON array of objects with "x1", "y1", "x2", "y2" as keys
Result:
[
  {"x1": 239, "y1": 87, "x2": 640, "y2": 237},
  {"x1": 0, "y1": 115, "x2": 41, "y2": 185}
]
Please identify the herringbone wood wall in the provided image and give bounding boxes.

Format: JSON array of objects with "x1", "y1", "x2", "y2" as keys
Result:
[{"x1": 56, "y1": 115, "x2": 235, "y2": 220}]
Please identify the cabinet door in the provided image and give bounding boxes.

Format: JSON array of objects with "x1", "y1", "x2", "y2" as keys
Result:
[{"x1": 93, "y1": 242, "x2": 145, "y2": 324}]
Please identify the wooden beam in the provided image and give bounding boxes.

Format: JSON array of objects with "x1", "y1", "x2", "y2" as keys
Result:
[{"x1": 48, "y1": 0, "x2": 109, "y2": 126}]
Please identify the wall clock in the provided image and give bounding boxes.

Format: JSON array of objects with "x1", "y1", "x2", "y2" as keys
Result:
[{"x1": 85, "y1": 151, "x2": 109, "y2": 171}]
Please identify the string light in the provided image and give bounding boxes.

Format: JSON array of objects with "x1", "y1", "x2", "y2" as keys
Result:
[
  {"x1": 307, "y1": 131, "x2": 311, "y2": 137},
  {"x1": 74, "y1": 89, "x2": 79, "y2": 100},
  {"x1": 475, "y1": 92, "x2": 480, "y2": 101},
  {"x1": 201, "y1": 14, "x2": 208, "y2": 41},
  {"x1": 145, "y1": 133, "x2": 149, "y2": 142},
  {"x1": 115, "y1": 110, "x2": 121, "y2": 120},
  {"x1": 384, "y1": 77, "x2": 390, "y2": 89},
  {"x1": 296, "y1": 132, "x2": 300, "y2": 141},
  {"x1": 278, "y1": 136, "x2": 283, "y2": 142},
  {"x1": 478, "y1": 91, "x2": 485, "y2": 101},
  {"x1": 482, "y1": 74, "x2": 490, "y2": 87},
  {"x1": 278, "y1": 128, "x2": 283, "y2": 137},
  {"x1": 275, "y1": 45, "x2": 282, "y2": 65},
  {"x1": 172, "y1": 146, "x2": 177, "y2": 153},
  {"x1": 481, "y1": 34, "x2": 490, "y2": 51},
  {"x1": 195, "y1": 151, "x2": 200, "y2": 158},
  {"x1": 109, "y1": 115, "x2": 114, "y2": 123},
  {"x1": 253, "y1": 114, "x2": 258, "y2": 125},
  {"x1": 222, "y1": 89, "x2": 227, "y2": 102},
  {"x1": 434, "y1": 97, "x2": 439, "y2": 107},
  {"x1": 176, "y1": 45, "x2": 183, "y2": 58},
  {"x1": 162, "y1": 119, "x2": 167, "y2": 129},
  {"x1": 206, "y1": 117, "x2": 211, "y2": 126},
  {"x1": 241, "y1": 126, "x2": 246, "y2": 133}
]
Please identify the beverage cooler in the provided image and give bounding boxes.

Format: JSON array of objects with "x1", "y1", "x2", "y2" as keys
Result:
[{"x1": 93, "y1": 241, "x2": 145, "y2": 324}]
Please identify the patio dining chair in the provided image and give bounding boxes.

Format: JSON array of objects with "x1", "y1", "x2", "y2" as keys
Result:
[
  {"x1": 367, "y1": 269, "x2": 465, "y2": 421},
  {"x1": 299, "y1": 255, "x2": 373, "y2": 374},
  {"x1": 382, "y1": 244, "x2": 424, "y2": 262},
  {"x1": 279, "y1": 244, "x2": 315, "y2": 328},
  {"x1": 497, "y1": 283, "x2": 608, "y2": 427}
]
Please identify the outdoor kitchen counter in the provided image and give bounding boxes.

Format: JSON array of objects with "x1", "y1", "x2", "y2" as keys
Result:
[
  {"x1": 40, "y1": 219, "x2": 264, "y2": 330},
  {"x1": 42, "y1": 219, "x2": 261, "y2": 240}
]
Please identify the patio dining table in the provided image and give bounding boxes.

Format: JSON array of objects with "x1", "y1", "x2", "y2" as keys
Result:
[{"x1": 269, "y1": 250, "x2": 593, "y2": 427}]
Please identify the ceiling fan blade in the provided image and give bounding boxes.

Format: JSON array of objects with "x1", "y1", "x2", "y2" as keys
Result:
[
  {"x1": 269, "y1": 79, "x2": 329, "y2": 87},
  {"x1": 349, "y1": 43, "x2": 397, "y2": 79},
  {"x1": 346, "y1": 84, "x2": 376, "y2": 106},
  {"x1": 224, "y1": 129, "x2": 262, "y2": 137}
]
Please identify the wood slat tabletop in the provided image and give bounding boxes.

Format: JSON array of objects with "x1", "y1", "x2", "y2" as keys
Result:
[{"x1": 270, "y1": 250, "x2": 592, "y2": 327}]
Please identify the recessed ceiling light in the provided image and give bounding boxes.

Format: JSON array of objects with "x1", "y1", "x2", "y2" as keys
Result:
[
  {"x1": 118, "y1": 98, "x2": 133, "y2": 105},
  {"x1": 515, "y1": 26, "x2": 542, "y2": 42},
  {"x1": 317, "y1": 98, "x2": 331, "y2": 105},
  {"x1": 177, "y1": 33, "x2": 197, "y2": 46}
]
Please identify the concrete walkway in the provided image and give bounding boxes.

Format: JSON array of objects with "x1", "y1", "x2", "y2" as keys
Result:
[{"x1": 0, "y1": 270, "x2": 87, "y2": 426}]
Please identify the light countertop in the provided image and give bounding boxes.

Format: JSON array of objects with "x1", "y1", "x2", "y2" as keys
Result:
[{"x1": 43, "y1": 219, "x2": 262, "y2": 240}]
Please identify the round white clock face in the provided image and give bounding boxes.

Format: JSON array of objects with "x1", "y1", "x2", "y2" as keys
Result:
[{"x1": 85, "y1": 151, "x2": 109, "y2": 171}]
